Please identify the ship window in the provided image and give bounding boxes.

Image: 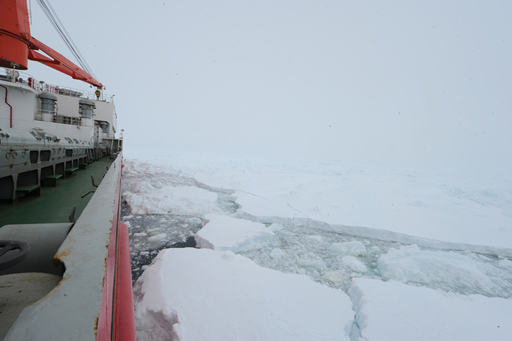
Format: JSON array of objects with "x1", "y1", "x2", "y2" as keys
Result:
[
  {"x1": 40, "y1": 150, "x2": 51, "y2": 162},
  {"x1": 30, "y1": 151, "x2": 38, "y2": 163},
  {"x1": 66, "y1": 149, "x2": 73, "y2": 157}
]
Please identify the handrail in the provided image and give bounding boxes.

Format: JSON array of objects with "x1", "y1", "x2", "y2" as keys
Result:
[
  {"x1": 0, "y1": 69, "x2": 113, "y2": 102},
  {"x1": 34, "y1": 110, "x2": 83, "y2": 126}
]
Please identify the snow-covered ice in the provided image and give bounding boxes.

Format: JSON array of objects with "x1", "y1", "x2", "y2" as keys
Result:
[
  {"x1": 124, "y1": 153, "x2": 512, "y2": 250},
  {"x1": 195, "y1": 214, "x2": 274, "y2": 252},
  {"x1": 122, "y1": 151, "x2": 512, "y2": 340},
  {"x1": 341, "y1": 256, "x2": 367, "y2": 273},
  {"x1": 124, "y1": 183, "x2": 219, "y2": 215},
  {"x1": 134, "y1": 248, "x2": 354, "y2": 341},
  {"x1": 349, "y1": 278, "x2": 512, "y2": 340}
]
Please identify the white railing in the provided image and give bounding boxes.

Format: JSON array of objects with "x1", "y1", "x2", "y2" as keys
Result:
[
  {"x1": 1, "y1": 69, "x2": 113, "y2": 102},
  {"x1": 34, "y1": 110, "x2": 82, "y2": 126}
]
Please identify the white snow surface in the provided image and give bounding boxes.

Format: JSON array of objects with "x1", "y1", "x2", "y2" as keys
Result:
[
  {"x1": 349, "y1": 278, "x2": 512, "y2": 340},
  {"x1": 134, "y1": 248, "x2": 354, "y2": 341},
  {"x1": 123, "y1": 151, "x2": 512, "y2": 340},
  {"x1": 124, "y1": 151, "x2": 512, "y2": 249},
  {"x1": 195, "y1": 214, "x2": 274, "y2": 252}
]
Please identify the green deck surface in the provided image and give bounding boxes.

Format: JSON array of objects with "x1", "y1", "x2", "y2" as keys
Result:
[{"x1": 0, "y1": 158, "x2": 114, "y2": 227}]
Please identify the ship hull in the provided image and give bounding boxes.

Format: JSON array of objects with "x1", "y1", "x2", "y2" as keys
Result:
[{"x1": 1, "y1": 153, "x2": 136, "y2": 340}]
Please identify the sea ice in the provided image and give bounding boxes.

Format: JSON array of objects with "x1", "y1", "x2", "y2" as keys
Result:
[
  {"x1": 377, "y1": 244, "x2": 512, "y2": 297},
  {"x1": 297, "y1": 252, "x2": 328, "y2": 272},
  {"x1": 270, "y1": 248, "x2": 285, "y2": 260},
  {"x1": 123, "y1": 154, "x2": 512, "y2": 249},
  {"x1": 268, "y1": 223, "x2": 285, "y2": 231},
  {"x1": 324, "y1": 269, "x2": 350, "y2": 284},
  {"x1": 307, "y1": 234, "x2": 323, "y2": 242},
  {"x1": 195, "y1": 214, "x2": 274, "y2": 252},
  {"x1": 134, "y1": 248, "x2": 354, "y2": 341},
  {"x1": 349, "y1": 278, "x2": 512, "y2": 340},
  {"x1": 341, "y1": 256, "x2": 367, "y2": 273},
  {"x1": 147, "y1": 233, "x2": 167, "y2": 242},
  {"x1": 124, "y1": 183, "x2": 219, "y2": 215},
  {"x1": 122, "y1": 154, "x2": 512, "y2": 339},
  {"x1": 329, "y1": 241, "x2": 367, "y2": 257}
]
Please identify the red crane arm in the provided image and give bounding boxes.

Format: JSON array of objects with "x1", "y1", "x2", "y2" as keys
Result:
[
  {"x1": 27, "y1": 36, "x2": 103, "y2": 88},
  {"x1": 0, "y1": 0, "x2": 102, "y2": 88}
]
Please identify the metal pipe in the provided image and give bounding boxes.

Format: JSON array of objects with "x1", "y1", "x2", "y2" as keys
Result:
[{"x1": 0, "y1": 85, "x2": 13, "y2": 128}]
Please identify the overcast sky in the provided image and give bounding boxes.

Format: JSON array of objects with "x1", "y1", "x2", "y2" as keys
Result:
[{"x1": 25, "y1": 0, "x2": 512, "y2": 171}]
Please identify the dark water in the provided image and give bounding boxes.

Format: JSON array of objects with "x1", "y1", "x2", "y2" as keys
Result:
[{"x1": 122, "y1": 200, "x2": 201, "y2": 284}]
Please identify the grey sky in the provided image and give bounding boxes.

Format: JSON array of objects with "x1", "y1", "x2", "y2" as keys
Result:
[{"x1": 27, "y1": 1, "x2": 512, "y2": 171}]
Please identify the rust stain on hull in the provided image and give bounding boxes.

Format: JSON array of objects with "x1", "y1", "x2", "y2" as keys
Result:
[{"x1": 53, "y1": 246, "x2": 72, "y2": 266}]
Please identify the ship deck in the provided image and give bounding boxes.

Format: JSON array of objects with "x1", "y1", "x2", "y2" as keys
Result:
[{"x1": 0, "y1": 157, "x2": 115, "y2": 227}]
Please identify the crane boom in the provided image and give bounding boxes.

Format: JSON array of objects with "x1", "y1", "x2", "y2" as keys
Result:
[{"x1": 0, "y1": 0, "x2": 103, "y2": 88}]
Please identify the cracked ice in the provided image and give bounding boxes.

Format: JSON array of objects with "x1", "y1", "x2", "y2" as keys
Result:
[{"x1": 122, "y1": 152, "x2": 512, "y2": 340}]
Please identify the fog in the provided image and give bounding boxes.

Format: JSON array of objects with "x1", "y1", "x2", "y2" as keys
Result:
[{"x1": 26, "y1": 0, "x2": 512, "y2": 171}]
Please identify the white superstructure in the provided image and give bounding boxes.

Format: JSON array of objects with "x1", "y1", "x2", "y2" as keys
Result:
[{"x1": 0, "y1": 68, "x2": 122, "y2": 203}]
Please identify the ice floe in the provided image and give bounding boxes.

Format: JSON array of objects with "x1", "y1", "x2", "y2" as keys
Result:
[
  {"x1": 134, "y1": 248, "x2": 354, "y2": 340},
  {"x1": 195, "y1": 214, "x2": 274, "y2": 252},
  {"x1": 377, "y1": 244, "x2": 512, "y2": 298},
  {"x1": 349, "y1": 278, "x2": 512, "y2": 340},
  {"x1": 122, "y1": 153, "x2": 512, "y2": 340}
]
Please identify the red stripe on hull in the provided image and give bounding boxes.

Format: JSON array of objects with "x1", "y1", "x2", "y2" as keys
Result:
[
  {"x1": 113, "y1": 222, "x2": 136, "y2": 340},
  {"x1": 97, "y1": 164, "x2": 135, "y2": 340}
]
